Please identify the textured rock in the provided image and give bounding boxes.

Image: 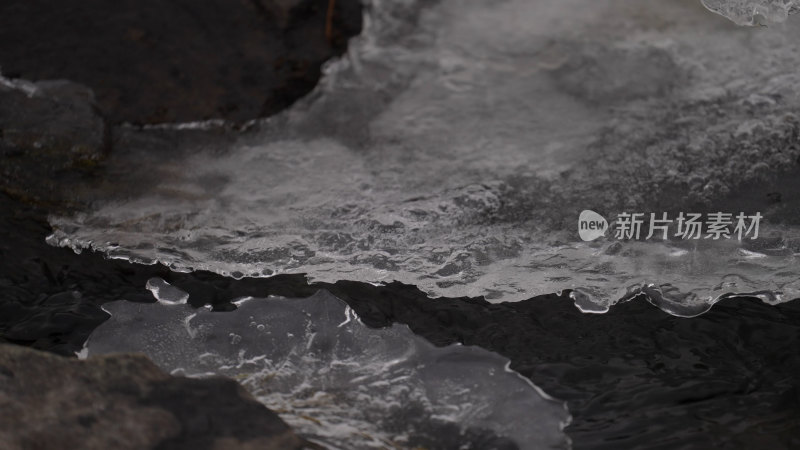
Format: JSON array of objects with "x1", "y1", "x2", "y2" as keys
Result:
[
  {"x1": 0, "y1": 344, "x2": 312, "y2": 450},
  {"x1": 0, "y1": 0, "x2": 363, "y2": 124},
  {"x1": 0, "y1": 79, "x2": 107, "y2": 207}
]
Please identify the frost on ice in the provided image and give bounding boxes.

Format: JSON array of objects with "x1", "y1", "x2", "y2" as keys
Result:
[{"x1": 48, "y1": 0, "x2": 800, "y2": 313}]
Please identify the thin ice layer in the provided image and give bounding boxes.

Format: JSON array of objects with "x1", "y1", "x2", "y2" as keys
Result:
[
  {"x1": 701, "y1": 0, "x2": 798, "y2": 25},
  {"x1": 48, "y1": 0, "x2": 800, "y2": 313},
  {"x1": 84, "y1": 287, "x2": 571, "y2": 449}
]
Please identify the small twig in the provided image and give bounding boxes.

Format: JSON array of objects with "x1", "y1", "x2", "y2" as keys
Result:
[{"x1": 325, "y1": 0, "x2": 336, "y2": 43}]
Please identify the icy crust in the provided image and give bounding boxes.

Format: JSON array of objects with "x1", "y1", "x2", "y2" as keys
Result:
[
  {"x1": 84, "y1": 286, "x2": 571, "y2": 449},
  {"x1": 48, "y1": 0, "x2": 800, "y2": 313},
  {"x1": 701, "y1": 0, "x2": 798, "y2": 25}
]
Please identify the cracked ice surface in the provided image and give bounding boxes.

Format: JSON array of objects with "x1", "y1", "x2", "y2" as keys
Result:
[{"x1": 49, "y1": 0, "x2": 800, "y2": 314}]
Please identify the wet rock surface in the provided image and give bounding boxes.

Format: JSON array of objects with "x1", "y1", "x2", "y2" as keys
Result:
[
  {"x1": 0, "y1": 79, "x2": 107, "y2": 207},
  {"x1": 0, "y1": 343, "x2": 312, "y2": 450},
  {"x1": 0, "y1": 0, "x2": 362, "y2": 124}
]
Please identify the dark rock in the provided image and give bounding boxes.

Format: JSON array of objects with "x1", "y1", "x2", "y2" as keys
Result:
[
  {"x1": 0, "y1": 343, "x2": 313, "y2": 450},
  {"x1": 0, "y1": 79, "x2": 107, "y2": 207},
  {"x1": 0, "y1": 0, "x2": 363, "y2": 124}
]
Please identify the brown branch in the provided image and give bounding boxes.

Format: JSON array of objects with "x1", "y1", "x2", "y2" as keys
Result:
[{"x1": 325, "y1": 0, "x2": 336, "y2": 43}]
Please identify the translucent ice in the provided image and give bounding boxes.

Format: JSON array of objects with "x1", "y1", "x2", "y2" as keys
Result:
[
  {"x1": 145, "y1": 277, "x2": 189, "y2": 304},
  {"x1": 701, "y1": 0, "x2": 798, "y2": 25},
  {"x1": 85, "y1": 287, "x2": 571, "y2": 449},
  {"x1": 48, "y1": 0, "x2": 800, "y2": 313}
]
